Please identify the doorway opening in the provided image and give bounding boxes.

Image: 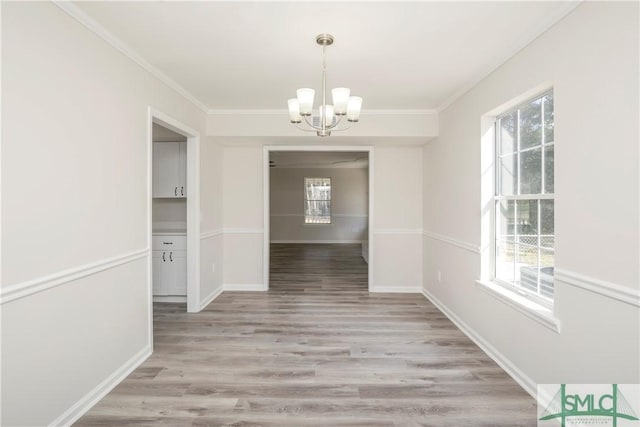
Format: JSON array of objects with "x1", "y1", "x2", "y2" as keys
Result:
[
  {"x1": 263, "y1": 146, "x2": 373, "y2": 292},
  {"x1": 148, "y1": 109, "x2": 200, "y2": 323}
]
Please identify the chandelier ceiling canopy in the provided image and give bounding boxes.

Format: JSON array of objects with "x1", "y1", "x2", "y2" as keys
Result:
[{"x1": 287, "y1": 34, "x2": 362, "y2": 137}]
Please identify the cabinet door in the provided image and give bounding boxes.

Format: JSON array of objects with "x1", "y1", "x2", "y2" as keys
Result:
[
  {"x1": 152, "y1": 250, "x2": 170, "y2": 295},
  {"x1": 153, "y1": 142, "x2": 181, "y2": 198},
  {"x1": 178, "y1": 142, "x2": 187, "y2": 197},
  {"x1": 167, "y1": 250, "x2": 187, "y2": 295}
]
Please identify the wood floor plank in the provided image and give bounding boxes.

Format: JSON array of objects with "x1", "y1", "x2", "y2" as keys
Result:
[{"x1": 74, "y1": 243, "x2": 536, "y2": 426}]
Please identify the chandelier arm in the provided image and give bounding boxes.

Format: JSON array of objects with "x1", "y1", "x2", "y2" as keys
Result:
[
  {"x1": 302, "y1": 114, "x2": 323, "y2": 131},
  {"x1": 328, "y1": 119, "x2": 354, "y2": 132},
  {"x1": 336, "y1": 124, "x2": 354, "y2": 131},
  {"x1": 295, "y1": 124, "x2": 318, "y2": 133},
  {"x1": 325, "y1": 114, "x2": 343, "y2": 130}
]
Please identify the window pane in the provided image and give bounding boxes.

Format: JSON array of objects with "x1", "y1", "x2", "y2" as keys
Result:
[
  {"x1": 517, "y1": 244, "x2": 539, "y2": 294},
  {"x1": 543, "y1": 93, "x2": 554, "y2": 143},
  {"x1": 499, "y1": 154, "x2": 518, "y2": 196},
  {"x1": 540, "y1": 199, "x2": 554, "y2": 250},
  {"x1": 305, "y1": 177, "x2": 331, "y2": 200},
  {"x1": 305, "y1": 200, "x2": 331, "y2": 223},
  {"x1": 544, "y1": 145, "x2": 554, "y2": 194},
  {"x1": 519, "y1": 98, "x2": 543, "y2": 149},
  {"x1": 495, "y1": 240, "x2": 515, "y2": 283},
  {"x1": 516, "y1": 199, "x2": 538, "y2": 237},
  {"x1": 499, "y1": 113, "x2": 517, "y2": 155},
  {"x1": 497, "y1": 200, "x2": 515, "y2": 240},
  {"x1": 540, "y1": 249, "x2": 555, "y2": 299},
  {"x1": 520, "y1": 148, "x2": 542, "y2": 194},
  {"x1": 516, "y1": 200, "x2": 538, "y2": 252},
  {"x1": 304, "y1": 178, "x2": 331, "y2": 223}
]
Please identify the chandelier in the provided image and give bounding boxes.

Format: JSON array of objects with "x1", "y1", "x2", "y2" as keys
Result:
[{"x1": 287, "y1": 34, "x2": 362, "y2": 137}]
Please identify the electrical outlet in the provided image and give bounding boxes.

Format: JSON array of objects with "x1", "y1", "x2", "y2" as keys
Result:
[
  {"x1": 212, "y1": 263, "x2": 216, "y2": 273},
  {"x1": 437, "y1": 271, "x2": 442, "y2": 282}
]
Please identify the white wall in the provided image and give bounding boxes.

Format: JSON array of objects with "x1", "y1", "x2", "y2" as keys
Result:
[
  {"x1": 199, "y1": 139, "x2": 224, "y2": 304},
  {"x1": 423, "y1": 1, "x2": 639, "y2": 391},
  {"x1": 373, "y1": 146, "x2": 423, "y2": 292},
  {"x1": 0, "y1": 3, "x2": 221, "y2": 425},
  {"x1": 220, "y1": 144, "x2": 422, "y2": 292},
  {"x1": 270, "y1": 167, "x2": 368, "y2": 243},
  {"x1": 222, "y1": 146, "x2": 265, "y2": 288}
]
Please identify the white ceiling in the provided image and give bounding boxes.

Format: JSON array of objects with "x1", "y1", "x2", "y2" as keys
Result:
[
  {"x1": 270, "y1": 151, "x2": 368, "y2": 169},
  {"x1": 75, "y1": 1, "x2": 579, "y2": 111}
]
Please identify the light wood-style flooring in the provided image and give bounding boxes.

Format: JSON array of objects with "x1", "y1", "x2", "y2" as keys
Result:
[{"x1": 75, "y1": 243, "x2": 536, "y2": 426}]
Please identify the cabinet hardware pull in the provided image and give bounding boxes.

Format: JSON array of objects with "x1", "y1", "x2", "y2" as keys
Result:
[
  {"x1": 174, "y1": 187, "x2": 178, "y2": 196},
  {"x1": 162, "y1": 252, "x2": 165, "y2": 262},
  {"x1": 169, "y1": 252, "x2": 173, "y2": 262},
  {"x1": 163, "y1": 242, "x2": 173, "y2": 245},
  {"x1": 181, "y1": 186, "x2": 184, "y2": 196}
]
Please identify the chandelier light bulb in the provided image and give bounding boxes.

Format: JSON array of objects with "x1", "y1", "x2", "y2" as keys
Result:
[
  {"x1": 296, "y1": 88, "x2": 315, "y2": 116},
  {"x1": 332, "y1": 88, "x2": 351, "y2": 115},
  {"x1": 288, "y1": 98, "x2": 302, "y2": 123},
  {"x1": 320, "y1": 105, "x2": 335, "y2": 125},
  {"x1": 346, "y1": 96, "x2": 363, "y2": 122}
]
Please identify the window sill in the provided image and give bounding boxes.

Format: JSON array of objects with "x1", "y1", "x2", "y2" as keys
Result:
[{"x1": 475, "y1": 280, "x2": 561, "y2": 333}]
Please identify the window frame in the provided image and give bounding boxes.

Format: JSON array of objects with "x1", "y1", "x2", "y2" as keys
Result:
[
  {"x1": 491, "y1": 89, "x2": 554, "y2": 308},
  {"x1": 303, "y1": 177, "x2": 332, "y2": 224}
]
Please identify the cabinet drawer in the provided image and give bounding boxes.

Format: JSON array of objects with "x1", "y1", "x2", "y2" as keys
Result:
[{"x1": 153, "y1": 235, "x2": 187, "y2": 250}]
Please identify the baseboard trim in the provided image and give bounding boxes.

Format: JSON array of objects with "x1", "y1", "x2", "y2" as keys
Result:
[
  {"x1": 370, "y1": 286, "x2": 422, "y2": 293},
  {"x1": 421, "y1": 288, "x2": 536, "y2": 398},
  {"x1": 152, "y1": 295, "x2": 187, "y2": 303},
  {"x1": 1, "y1": 249, "x2": 149, "y2": 305},
  {"x1": 270, "y1": 240, "x2": 364, "y2": 244},
  {"x1": 423, "y1": 230, "x2": 480, "y2": 254},
  {"x1": 223, "y1": 283, "x2": 267, "y2": 291},
  {"x1": 555, "y1": 268, "x2": 640, "y2": 307},
  {"x1": 49, "y1": 344, "x2": 152, "y2": 427},
  {"x1": 199, "y1": 286, "x2": 223, "y2": 310}
]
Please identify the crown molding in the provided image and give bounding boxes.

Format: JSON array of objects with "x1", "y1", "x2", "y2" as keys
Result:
[
  {"x1": 207, "y1": 108, "x2": 438, "y2": 116},
  {"x1": 435, "y1": 1, "x2": 582, "y2": 113},
  {"x1": 52, "y1": 1, "x2": 210, "y2": 113}
]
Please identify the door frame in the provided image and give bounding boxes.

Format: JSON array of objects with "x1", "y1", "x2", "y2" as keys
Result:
[
  {"x1": 263, "y1": 145, "x2": 374, "y2": 291},
  {"x1": 148, "y1": 108, "x2": 201, "y2": 318}
]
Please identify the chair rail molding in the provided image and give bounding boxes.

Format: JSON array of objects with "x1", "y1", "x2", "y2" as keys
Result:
[
  {"x1": 374, "y1": 229, "x2": 424, "y2": 235},
  {"x1": 555, "y1": 269, "x2": 640, "y2": 307},
  {"x1": 423, "y1": 230, "x2": 481, "y2": 254},
  {"x1": 0, "y1": 249, "x2": 149, "y2": 305},
  {"x1": 200, "y1": 229, "x2": 224, "y2": 240},
  {"x1": 224, "y1": 228, "x2": 265, "y2": 234}
]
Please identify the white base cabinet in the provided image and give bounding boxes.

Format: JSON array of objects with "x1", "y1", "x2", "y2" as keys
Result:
[{"x1": 152, "y1": 234, "x2": 187, "y2": 296}]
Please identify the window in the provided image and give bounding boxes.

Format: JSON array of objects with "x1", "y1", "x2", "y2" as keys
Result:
[
  {"x1": 304, "y1": 177, "x2": 331, "y2": 224},
  {"x1": 494, "y1": 91, "x2": 554, "y2": 304}
]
